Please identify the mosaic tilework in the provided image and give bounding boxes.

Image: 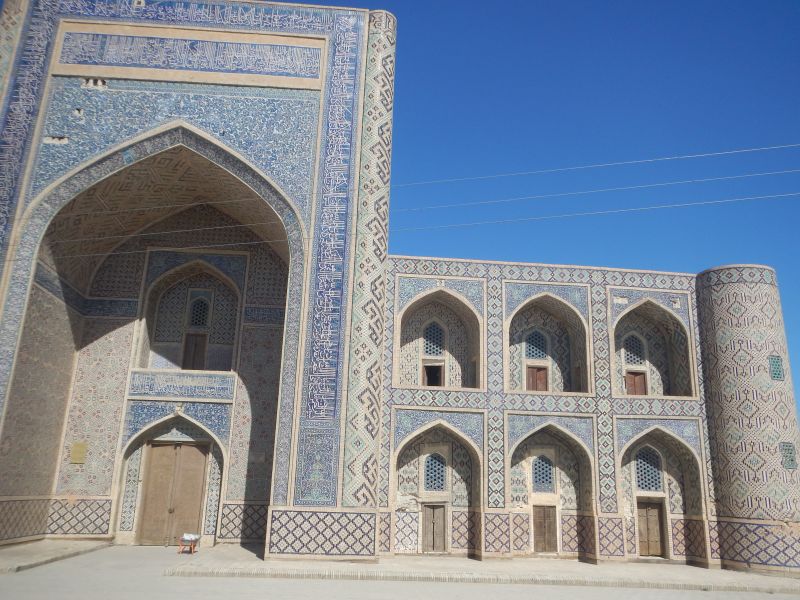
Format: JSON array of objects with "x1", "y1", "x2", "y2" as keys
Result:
[
  {"x1": 394, "y1": 409, "x2": 484, "y2": 452},
  {"x1": 508, "y1": 414, "x2": 594, "y2": 455},
  {"x1": 483, "y1": 513, "x2": 510, "y2": 553},
  {"x1": 671, "y1": 519, "x2": 706, "y2": 559},
  {"x1": 511, "y1": 512, "x2": 530, "y2": 552},
  {"x1": 218, "y1": 504, "x2": 268, "y2": 541},
  {"x1": 128, "y1": 371, "x2": 235, "y2": 401},
  {"x1": 31, "y1": 78, "x2": 318, "y2": 218},
  {"x1": 227, "y1": 325, "x2": 282, "y2": 502},
  {"x1": 713, "y1": 520, "x2": 800, "y2": 568},
  {"x1": 59, "y1": 32, "x2": 321, "y2": 78},
  {"x1": 56, "y1": 319, "x2": 134, "y2": 496},
  {"x1": 697, "y1": 266, "x2": 800, "y2": 523},
  {"x1": 119, "y1": 446, "x2": 142, "y2": 531},
  {"x1": 0, "y1": 0, "x2": 26, "y2": 109},
  {"x1": 0, "y1": 499, "x2": 49, "y2": 541},
  {"x1": 47, "y1": 499, "x2": 111, "y2": 534},
  {"x1": 34, "y1": 262, "x2": 138, "y2": 317},
  {"x1": 598, "y1": 517, "x2": 625, "y2": 556},
  {"x1": 0, "y1": 284, "x2": 76, "y2": 496},
  {"x1": 398, "y1": 276, "x2": 484, "y2": 317},
  {"x1": 616, "y1": 418, "x2": 701, "y2": 457},
  {"x1": 609, "y1": 288, "x2": 691, "y2": 329},
  {"x1": 509, "y1": 304, "x2": 575, "y2": 392},
  {"x1": 451, "y1": 510, "x2": 479, "y2": 551},
  {"x1": 122, "y1": 401, "x2": 231, "y2": 447},
  {"x1": 268, "y1": 511, "x2": 375, "y2": 556},
  {"x1": 394, "y1": 511, "x2": 418, "y2": 553},
  {"x1": 505, "y1": 282, "x2": 589, "y2": 320},
  {"x1": 378, "y1": 511, "x2": 391, "y2": 552},
  {"x1": 204, "y1": 446, "x2": 223, "y2": 535},
  {"x1": 243, "y1": 306, "x2": 285, "y2": 326}
]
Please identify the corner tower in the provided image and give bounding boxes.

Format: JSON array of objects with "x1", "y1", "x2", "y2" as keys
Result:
[{"x1": 697, "y1": 265, "x2": 800, "y2": 572}]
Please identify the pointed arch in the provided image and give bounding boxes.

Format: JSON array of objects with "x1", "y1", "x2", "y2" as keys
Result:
[
  {"x1": 396, "y1": 287, "x2": 483, "y2": 390},
  {"x1": 613, "y1": 300, "x2": 694, "y2": 397},
  {"x1": 506, "y1": 292, "x2": 590, "y2": 393}
]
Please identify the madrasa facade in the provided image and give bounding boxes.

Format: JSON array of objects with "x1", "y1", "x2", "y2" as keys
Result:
[{"x1": 0, "y1": 0, "x2": 798, "y2": 574}]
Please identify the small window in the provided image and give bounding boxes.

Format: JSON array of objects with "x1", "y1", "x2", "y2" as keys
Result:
[
  {"x1": 526, "y1": 365, "x2": 548, "y2": 392},
  {"x1": 424, "y1": 453, "x2": 446, "y2": 491},
  {"x1": 779, "y1": 442, "x2": 797, "y2": 470},
  {"x1": 189, "y1": 298, "x2": 210, "y2": 328},
  {"x1": 768, "y1": 355, "x2": 785, "y2": 381},
  {"x1": 525, "y1": 330, "x2": 548, "y2": 360},
  {"x1": 423, "y1": 364, "x2": 443, "y2": 387},
  {"x1": 635, "y1": 447, "x2": 662, "y2": 491},
  {"x1": 423, "y1": 323, "x2": 444, "y2": 356},
  {"x1": 625, "y1": 371, "x2": 647, "y2": 396},
  {"x1": 532, "y1": 455, "x2": 555, "y2": 493},
  {"x1": 624, "y1": 335, "x2": 645, "y2": 366}
]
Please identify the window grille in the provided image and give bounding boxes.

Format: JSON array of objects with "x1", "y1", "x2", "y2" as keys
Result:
[
  {"x1": 624, "y1": 335, "x2": 645, "y2": 366},
  {"x1": 635, "y1": 447, "x2": 662, "y2": 491},
  {"x1": 424, "y1": 453, "x2": 446, "y2": 491},
  {"x1": 525, "y1": 331, "x2": 548, "y2": 360},
  {"x1": 423, "y1": 323, "x2": 444, "y2": 356},
  {"x1": 532, "y1": 455, "x2": 555, "y2": 493},
  {"x1": 768, "y1": 355, "x2": 785, "y2": 381},
  {"x1": 189, "y1": 298, "x2": 210, "y2": 328}
]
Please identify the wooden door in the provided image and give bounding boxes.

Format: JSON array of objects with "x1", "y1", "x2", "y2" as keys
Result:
[
  {"x1": 138, "y1": 443, "x2": 208, "y2": 545},
  {"x1": 625, "y1": 371, "x2": 647, "y2": 396},
  {"x1": 637, "y1": 501, "x2": 664, "y2": 557},
  {"x1": 526, "y1": 366, "x2": 548, "y2": 392},
  {"x1": 182, "y1": 333, "x2": 207, "y2": 370},
  {"x1": 532, "y1": 505, "x2": 557, "y2": 552},
  {"x1": 422, "y1": 505, "x2": 446, "y2": 552}
]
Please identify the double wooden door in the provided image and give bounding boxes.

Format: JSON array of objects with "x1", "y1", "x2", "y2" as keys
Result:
[
  {"x1": 532, "y1": 505, "x2": 557, "y2": 553},
  {"x1": 526, "y1": 366, "x2": 548, "y2": 392},
  {"x1": 637, "y1": 501, "x2": 664, "y2": 557},
  {"x1": 422, "y1": 504, "x2": 446, "y2": 552},
  {"x1": 138, "y1": 442, "x2": 208, "y2": 545}
]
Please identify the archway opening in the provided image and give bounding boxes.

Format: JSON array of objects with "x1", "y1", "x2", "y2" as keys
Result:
[
  {"x1": 614, "y1": 302, "x2": 693, "y2": 397},
  {"x1": 509, "y1": 425, "x2": 595, "y2": 558},
  {"x1": 620, "y1": 429, "x2": 706, "y2": 562},
  {"x1": 509, "y1": 296, "x2": 589, "y2": 393},
  {"x1": 399, "y1": 291, "x2": 481, "y2": 389},
  {"x1": 394, "y1": 425, "x2": 482, "y2": 556},
  {"x1": 0, "y1": 143, "x2": 296, "y2": 546}
]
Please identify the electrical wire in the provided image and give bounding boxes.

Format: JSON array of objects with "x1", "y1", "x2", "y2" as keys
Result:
[{"x1": 393, "y1": 142, "x2": 800, "y2": 188}]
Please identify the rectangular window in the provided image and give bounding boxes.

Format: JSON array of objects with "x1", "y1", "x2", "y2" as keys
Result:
[
  {"x1": 768, "y1": 355, "x2": 785, "y2": 381},
  {"x1": 779, "y1": 442, "x2": 797, "y2": 470},
  {"x1": 625, "y1": 371, "x2": 647, "y2": 396},
  {"x1": 423, "y1": 364, "x2": 443, "y2": 387},
  {"x1": 182, "y1": 333, "x2": 207, "y2": 370},
  {"x1": 526, "y1": 366, "x2": 548, "y2": 392}
]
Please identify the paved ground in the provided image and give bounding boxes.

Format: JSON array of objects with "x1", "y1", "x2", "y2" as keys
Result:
[
  {"x1": 0, "y1": 539, "x2": 108, "y2": 573},
  {"x1": 0, "y1": 543, "x2": 799, "y2": 599}
]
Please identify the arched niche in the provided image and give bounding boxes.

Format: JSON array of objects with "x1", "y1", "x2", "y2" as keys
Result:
[
  {"x1": 394, "y1": 423, "x2": 483, "y2": 556},
  {"x1": 614, "y1": 301, "x2": 693, "y2": 397},
  {"x1": 507, "y1": 294, "x2": 589, "y2": 393},
  {"x1": 397, "y1": 289, "x2": 482, "y2": 389}
]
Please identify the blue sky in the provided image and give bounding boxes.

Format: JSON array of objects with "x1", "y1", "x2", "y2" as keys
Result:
[{"x1": 309, "y1": 1, "x2": 800, "y2": 398}]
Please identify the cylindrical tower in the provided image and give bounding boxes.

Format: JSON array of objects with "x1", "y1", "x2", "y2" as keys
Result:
[{"x1": 697, "y1": 265, "x2": 800, "y2": 570}]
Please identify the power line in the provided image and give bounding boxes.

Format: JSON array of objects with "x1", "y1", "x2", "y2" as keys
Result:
[
  {"x1": 394, "y1": 168, "x2": 800, "y2": 212},
  {"x1": 393, "y1": 191, "x2": 800, "y2": 232},
  {"x1": 393, "y1": 143, "x2": 800, "y2": 188},
  {"x1": 50, "y1": 197, "x2": 258, "y2": 219}
]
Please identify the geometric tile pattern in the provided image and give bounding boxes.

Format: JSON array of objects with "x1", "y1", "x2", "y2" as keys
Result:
[
  {"x1": 598, "y1": 517, "x2": 625, "y2": 556},
  {"x1": 268, "y1": 511, "x2": 375, "y2": 556},
  {"x1": 397, "y1": 276, "x2": 485, "y2": 318},
  {"x1": 394, "y1": 511, "x2": 419, "y2": 553},
  {"x1": 379, "y1": 512, "x2": 391, "y2": 552},
  {"x1": 0, "y1": 499, "x2": 49, "y2": 541},
  {"x1": 47, "y1": 499, "x2": 111, "y2": 535},
  {"x1": 484, "y1": 513, "x2": 510, "y2": 553},
  {"x1": 340, "y1": 10, "x2": 394, "y2": 507},
  {"x1": 218, "y1": 504, "x2": 269, "y2": 541},
  {"x1": 451, "y1": 510, "x2": 479, "y2": 551},
  {"x1": 713, "y1": 520, "x2": 800, "y2": 568},
  {"x1": 394, "y1": 409, "x2": 484, "y2": 452},
  {"x1": 511, "y1": 512, "x2": 530, "y2": 552}
]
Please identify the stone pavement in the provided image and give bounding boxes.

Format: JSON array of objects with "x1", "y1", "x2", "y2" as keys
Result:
[
  {"x1": 0, "y1": 539, "x2": 109, "y2": 573},
  {"x1": 166, "y1": 543, "x2": 800, "y2": 594}
]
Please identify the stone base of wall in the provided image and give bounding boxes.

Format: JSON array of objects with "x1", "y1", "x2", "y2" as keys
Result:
[{"x1": 710, "y1": 520, "x2": 800, "y2": 572}]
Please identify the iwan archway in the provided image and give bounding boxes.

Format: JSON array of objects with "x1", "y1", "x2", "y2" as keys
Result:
[{"x1": 0, "y1": 127, "x2": 305, "y2": 545}]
